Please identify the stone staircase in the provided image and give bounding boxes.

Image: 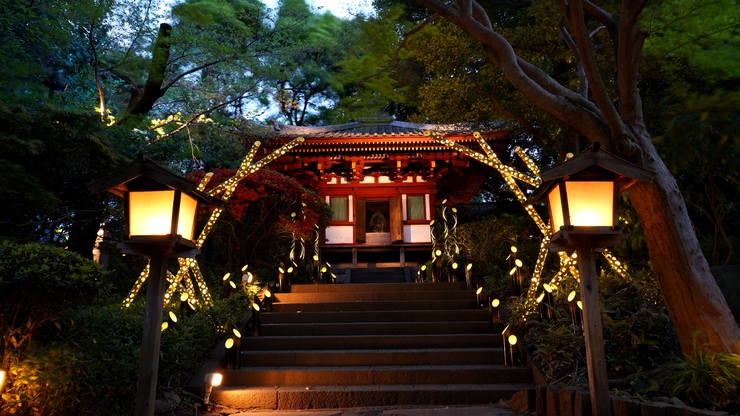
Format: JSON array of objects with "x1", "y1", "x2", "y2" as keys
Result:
[
  {"x1": 347, "y1": 266, "x2": 410, "y2": 283},
  {"x1": 210, "y1": 280, "x2": 534, "y2": 410}
]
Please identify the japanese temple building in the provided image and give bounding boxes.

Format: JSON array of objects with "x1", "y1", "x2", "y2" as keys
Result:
[{"x1": 257, "y1": 121, "x2": 510, "y2": 270}]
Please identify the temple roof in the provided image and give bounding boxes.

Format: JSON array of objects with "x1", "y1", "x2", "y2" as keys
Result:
[{"x1": 251, "y1": 121, "x2": 511, "y2": 202}]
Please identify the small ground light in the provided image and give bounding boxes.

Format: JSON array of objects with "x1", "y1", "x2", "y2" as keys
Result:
[
  {"x1": 0, "y1": 365, "x2": 8, "y2": 393},
  {"x1": 491, "y1": 299, "x2": 501, "y2": 332},
  {"x1": 161, "y1": 322, "x2": 168, "y2": 331},
  {"x1": 508, "y1": 335, "x2": 520, "y2": 365},
  {"x1": 203, "y1": 372, "x2": 223, "y2": 404},
  {"x1": 180, "y1": 293, "x2": 190, "y2": 317},
  {"x1": 568, "y1": 290, "x2": 582, "y2": 326},
  {"x1": 475, "y1": 287, "x2": 483, "y2": 309},
  {"x1": 168, "y1": 311, "x2": 178, "y2": 328}
]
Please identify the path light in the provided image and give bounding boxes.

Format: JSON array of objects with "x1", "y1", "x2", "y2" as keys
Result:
[
  {"x1": 542, "y1": 283, "x2": 555, "y2": 320},
  {"x1": 168, "y1": 311, "x2": 178, "y2": 328},
  {"x1": 222, "y1": 273, "x2": 231, "y2": 299},
  {"x1": 532, "y1": 143, "x2": 654, "y2": 416},
  {"x1": 232, "y1": 329, "x2": 242, "y2": 369},
  {"x1": 465, "y1": 263, "x2": 473, "y2": 290},
  {"x1": 180, "y1": 293, "x2": 190, "y2": 318},
  {"x1": 568, "y1": 290, "x2": 582, "y2": 326},
  {"x1": 475, "y1": 287, "x2": 484, "y2": 309},
  {"x1": 0, "y1": 364, "x2": 8, "y2": 393},
  {"x1": 433, "y1": 249, "x2": 442, "y2": 282},
  {"x1": 508, "y1": 335, "x2": 521, "y2": 366},
  {"x1": 89, "y1": 154, "x2": 219, "y2": 416},
  {"x1": 450, "y1": 262, "x2": 459, "y2": 283},
  {"x1": 203, "y1": 372, "x2": 222, "y2": 404},
  {"x1": 278, "y1": 267, "x2": 285, "y2": 292},
  {"x1": 491, "y1": 299, "x2": 501, "y2": 332}
]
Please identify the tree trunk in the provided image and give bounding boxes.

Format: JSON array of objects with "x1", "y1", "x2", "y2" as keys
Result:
[
  {"x1": 126, "y1": 23, "x2": 172, "y2": 117},
  {"x1": 628, "y1": 126, "x2": 740, "y2": 354}
]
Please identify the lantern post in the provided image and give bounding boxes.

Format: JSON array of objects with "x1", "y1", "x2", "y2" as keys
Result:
[
  {"x1": 90, "y1": 155, "x2": 219, "y2": 416},
  {"x1": 532, "y1": 143, "x2": 654, "y2": 416}
]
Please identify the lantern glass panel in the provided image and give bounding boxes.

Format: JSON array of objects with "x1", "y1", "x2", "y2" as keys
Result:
[
  {"x1": 565, "y1": 181, "x2": 614, "y2": 227},
  {"x1": 129, "y1": 190, "x2": 175, "y2": 236},
  {"x1": 177, "y1": 192, "x2": 198, "y2": 240},
  {"x1": 547, "y1": 183, "x2": 565, "y2": 231}
]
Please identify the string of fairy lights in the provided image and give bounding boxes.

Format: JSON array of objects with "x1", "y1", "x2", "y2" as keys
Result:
[
  {"x1": 122, "y1": 137, "x2": 306, "y2": 308},
  {"x1": 425, "y1": 130, "x2": 632, "y2": 314}
]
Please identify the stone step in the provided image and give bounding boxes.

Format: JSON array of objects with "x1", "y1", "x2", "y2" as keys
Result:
[
  {"x1": 272, "y1": 299, "x2": 477, "y2": 312},
  {"x1": 211, "y1": 384, "x2": 531, "y2": 410},
  {"x1": 242, "y1": 334, "x2": 501, "y2": 350},
  {"x1": 261, "y1": 309, "x2": 489, "y2": 324},
  {"x1": 260, "y1": 321, "x2": 492, "y2": 336},
  {"x1": 273, "y1": 290, "x2": 474, "y2": 303},
  {"x1": 287, "y1": 282, "x2": 467, "y2": 293},
  {"x1": 350, "y1": 275, "x2": 407, "y2": 283},
  {"x1": 219, "y1": 365, "x2": 532, "y2": 386},
  {"x1": 241, "y1": 348, "x2": 504, "y2": 367}
]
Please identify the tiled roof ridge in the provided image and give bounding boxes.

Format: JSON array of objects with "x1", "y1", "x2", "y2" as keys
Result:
[{"x1": 274, "y1": 122, "x2": 362, "y2": 134}]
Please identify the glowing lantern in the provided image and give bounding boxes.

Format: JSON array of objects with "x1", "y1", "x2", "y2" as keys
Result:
[
  {"x1": 89, "y1": 154, "x2": 219, "y2": 254},
  {"x1": 533, "y1": 143, "x2": 654, "y2": 251}
]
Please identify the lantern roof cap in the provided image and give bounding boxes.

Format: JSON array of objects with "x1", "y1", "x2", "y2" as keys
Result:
[
  {"x1": 535, "y1": 144, "x2": 655, "y2": 200},
  {"x1": 89, "y1": 154, "x2": 216, "y2": 204}
]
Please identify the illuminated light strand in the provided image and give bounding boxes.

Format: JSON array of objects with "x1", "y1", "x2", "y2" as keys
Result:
[
  {"x1": 208, "y1": 141, "x2": 262, "y2": 196},
  {"x1": 425, "y1": 131, "x2": 540, "y2": 187},
  {"x1": 526, "y1": 236, "x2": 551, "y2": 299},
  {"x1": 190, "y1": 262, "x2": 213, "y2": 306},
  {"x1": 196, "y1": 172, "x2": 215, "y2": 192},
  {"x1": 123, "y1": 261, "x2": 150, "y2": 308},
  {"x1": 515, "y1": 146, "x2": 542, "y2": 180},
  {"x1": 430, "y1": 221, "x2": 437, "y2": 261},
  {"x1": 602, "y1": 248, "x2": 631, "y2": 279},
  {"x1": 473, "y1": 131, "x2": 497, "y2": 160}
]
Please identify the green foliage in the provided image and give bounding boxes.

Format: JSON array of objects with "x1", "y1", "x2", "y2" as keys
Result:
[
  {"x1": 600, "y1": 270, "x2": 681, "y2": 368},
  {"x1": 0, "y1": 102, "x2": 127, "y2": 252},
  {"x1": 1, "y1": 296, "x2": 246, "y2": 415},
  {"x1": 0, "y1": 241, "x2": 109, "y2": 363},
  {"x1": 457, "y1": 213, "x2": 545, "y2": 299},
  {"x1": 659, "y1": 335, "x2": 740, "y2": 410},
  {"x1": 525, "y1": 319, "x2": 587, "y2": 384},
  {"x1": 517, "y1": 268, "x2": 680, "y2": 384},
  {"x1": 643, "y1": 0, "x2": 740, "y2": 82}
]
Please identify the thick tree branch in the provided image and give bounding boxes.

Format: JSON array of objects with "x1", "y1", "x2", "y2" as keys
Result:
[
  {"x1": 418, "y1": 0, "x2": 612, "y2": 145},
  {"x1": 617, "y1": 0, "x2": 649, "y2": 146},
  {"x1": 558, "y1": 15, "x2": 589, "y2": 98},
  {"x1": 557, "y1": 0, "x2": 625, "y2": 151},
  {"x1": 469, "y1": 73, "x2": 566, "y2": 158}
]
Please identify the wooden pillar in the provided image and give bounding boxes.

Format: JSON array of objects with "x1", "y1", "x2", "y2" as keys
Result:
[
  {"x1": 390, "y1": 195, "x2": 403, "y2": 243},
  {"x1": 576, "y1": 244, "x2": 611, "y2": 416},
  {"x1": 134, "y1": 254, "x2": 169, "y2": 416}
]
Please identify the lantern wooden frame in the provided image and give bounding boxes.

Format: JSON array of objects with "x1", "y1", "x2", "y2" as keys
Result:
[
  {"x1": 533, "y1": 144, "x2": 654, "y2": 252},
  {"x1": 90, "y1": 154, "x2": 219, "y2": 257}
]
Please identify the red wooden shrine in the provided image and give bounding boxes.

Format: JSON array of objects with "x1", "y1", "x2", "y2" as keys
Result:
[{"x1": 255, "y1": 121, "x2": 509, "y2": 268}]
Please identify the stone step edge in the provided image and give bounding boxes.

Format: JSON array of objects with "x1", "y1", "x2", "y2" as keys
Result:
[
  {"x1": 287, "y1": 282, "x2": 467, "y2": 293},
  {"x1": 243, "y1": 347, "x2": 502, "y2": 354},
  {"x1": 210, "y1": 383, "x2": 533, "y2": 410}
]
